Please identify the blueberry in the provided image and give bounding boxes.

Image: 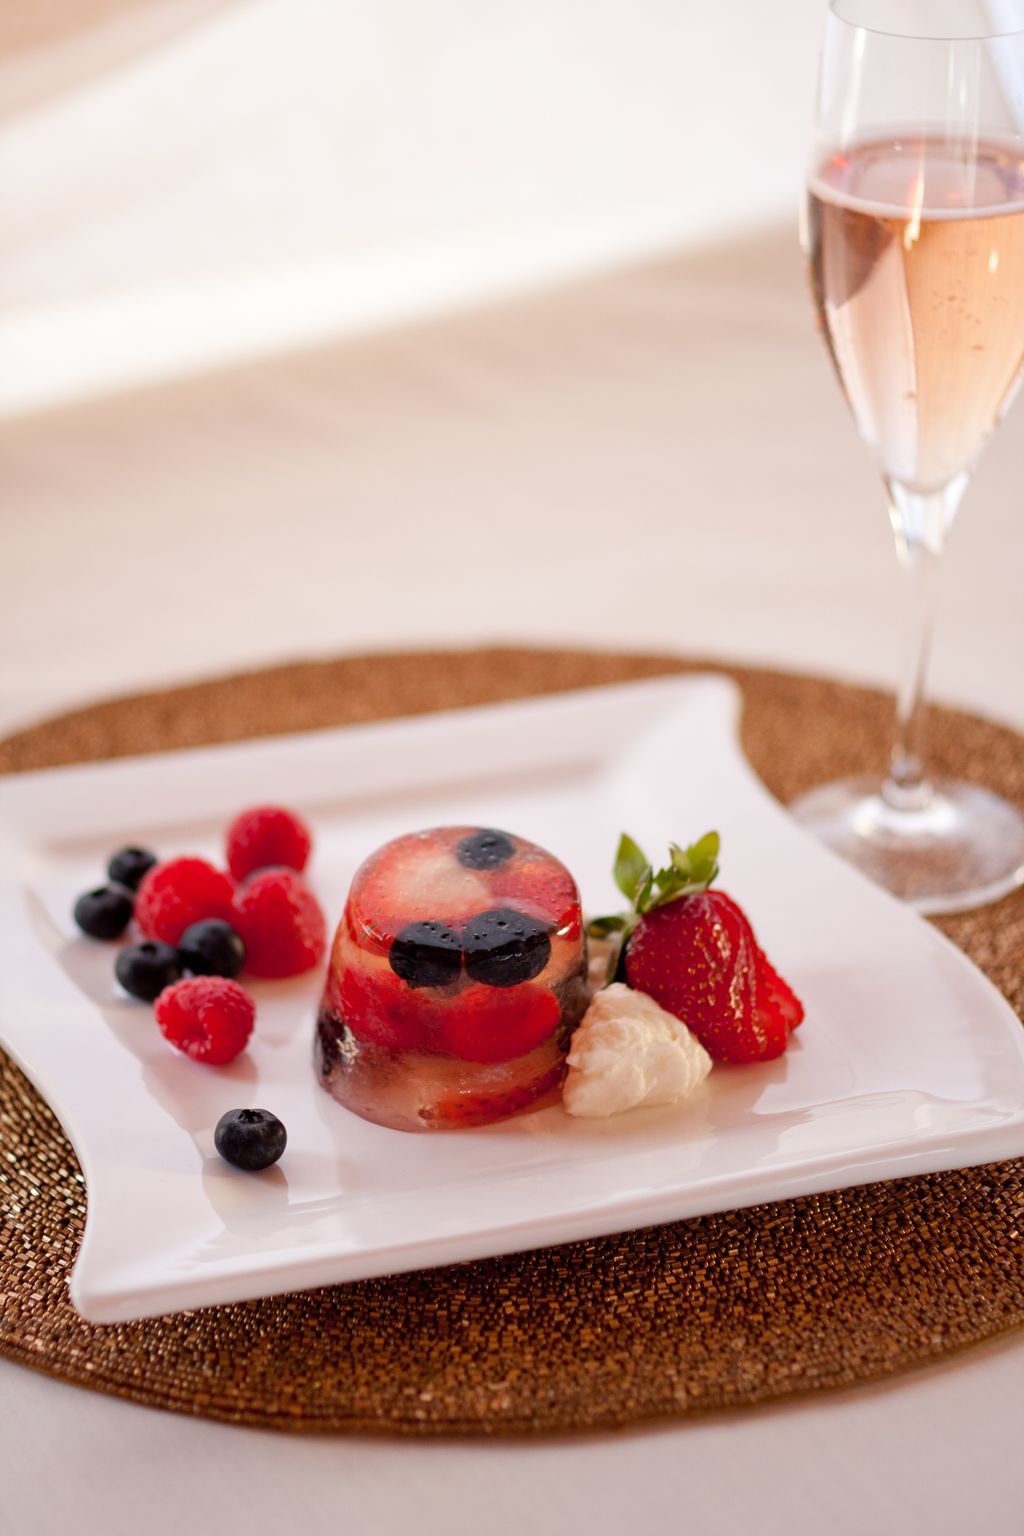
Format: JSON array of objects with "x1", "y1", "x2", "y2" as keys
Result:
[
  {"x1": 462, "y1": 907, "x2": 551, "y2": 988},
  {"x1": 389, "y1": 920, "x2": 462, "y2": 988},
  {"x1": 455, "y1": 828, "x2": 517, "y2": 871},
  {"x1": 107, "y1": 846, "x2": 158, "y2": 891},
  {"x1": 115, "y1": 940, "x2": 182, "y2": 1002},
  {"x1": 73, "y1": 884, "x2": 134, "y2": 940},
  {"x1": 178, "y1": 919, "x2": 246, "y2": 978},
  {"x1": 214, "y1": 1108, "x2": 287, "y2": 1172}
]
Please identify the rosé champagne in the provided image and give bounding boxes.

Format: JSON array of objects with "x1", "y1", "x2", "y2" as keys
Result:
[{"x1": 806, "y1": 137, "x2": 1024, "y2": 491}]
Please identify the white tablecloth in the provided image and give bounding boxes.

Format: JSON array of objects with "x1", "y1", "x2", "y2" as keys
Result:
[{"x1": 2, "y1": 223, "x2": 1023, "y2": 1534}]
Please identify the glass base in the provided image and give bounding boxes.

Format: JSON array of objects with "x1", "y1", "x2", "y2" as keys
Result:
[{"x1": 790, "y1": 776, "x2": 1024, "y2": 915}]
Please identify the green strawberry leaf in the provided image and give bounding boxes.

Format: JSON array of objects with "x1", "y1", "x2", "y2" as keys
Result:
[
  {"x1": 614, "y1": 833, "x2": 650, "y2": 904},
  {"x1": 586, "y1": 913, "x2": 628, "y2": 937},
  {"x1": 665, "y1": 831, "x2": 720, "y2": 893},
  {"x1": 633, "y1": 865, "x2": 656, "y2": 914},
  {"x1": 598, "y1": 829, "x2": 721, "y2": 936}
]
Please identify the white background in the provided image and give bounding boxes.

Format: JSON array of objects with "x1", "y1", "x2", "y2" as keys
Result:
[{"x1": 0, "y1": 0, "x2": 822, "y2": 415}]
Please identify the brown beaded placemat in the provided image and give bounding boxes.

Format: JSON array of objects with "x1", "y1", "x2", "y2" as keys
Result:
[{"x1": 2, "y1": 646, "x2": 1023, "y2": 1436}]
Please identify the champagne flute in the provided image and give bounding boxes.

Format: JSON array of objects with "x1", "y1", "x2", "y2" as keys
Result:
[{"x1": 794, "y1": 0, "x2": 1024, "y2": 913}]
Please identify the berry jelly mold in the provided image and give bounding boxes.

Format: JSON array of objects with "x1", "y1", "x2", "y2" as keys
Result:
[{"x1": 315, "y1": 826, "x2": 588, "y2": 1130}]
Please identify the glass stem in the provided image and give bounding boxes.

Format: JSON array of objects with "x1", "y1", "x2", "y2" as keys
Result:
[
  {"x1": 881, "y1": 481, "x2": 957, "y2": 813},
  {"x1": 884, "y1": 539, "x2": 939, "y2": 810}
]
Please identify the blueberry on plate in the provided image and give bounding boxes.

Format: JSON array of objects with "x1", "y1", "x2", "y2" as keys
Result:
[
  {"x1": 455, "y1": 828, "x2": 517, "y2": 870},
  {"x1": 178, "y1": 918, "x2": 246, "y2": 979},
  {"x1": 73, "y1": 884, "x2": 135, "y2": 941},
  {"x1": 107, "y1": 845, "x2": 158, "y2": 891},
  {"x1": 389, "y1": 919, "x2": 462, "y2": 988},
  {"x1": 462, "y1": 907, "x2": 551, "y2": 988},
  {"x1": 115, "y1": 940, "x2": 183, "y2": 1002},
  {"x1": 214, "y1": 1108, "x2": 287, "y2": 1171}
]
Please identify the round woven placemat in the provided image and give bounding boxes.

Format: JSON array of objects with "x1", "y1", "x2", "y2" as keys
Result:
[{"x1": 2, "y1": 646, "x2": 1024, "y2": 1436}]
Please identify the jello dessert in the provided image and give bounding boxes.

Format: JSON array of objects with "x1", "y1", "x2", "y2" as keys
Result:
[{"x1": 316, "y1": 826, "x2": 588, "y2": 1130}]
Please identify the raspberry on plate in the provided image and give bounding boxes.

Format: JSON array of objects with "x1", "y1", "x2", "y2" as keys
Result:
[
  {"x1": 135, "y1": 858, "x2": 235, "y2": 945},
  {"x1": 233, "y1": 869, "x2": 327, "y2": 978},
  {"x1": 226, "y1": 805, "x2": 312, "y2": 883},
  {"x1": 155, "y1": 977, "x2": 255, "y2": 1065}
]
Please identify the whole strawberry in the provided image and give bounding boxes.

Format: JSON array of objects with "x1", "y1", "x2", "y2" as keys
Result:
[{"x1": 588, "y1": 832, "x2": 803, "y2": 1065}]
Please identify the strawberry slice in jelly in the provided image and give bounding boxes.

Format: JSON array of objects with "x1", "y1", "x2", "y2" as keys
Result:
[
  {"x1": 434, "y1": 983, "x2": 560, "y2": 1063},
  {"x1": 347, "y1": 829, "x2": 492, "y2": 955},
  {"x1": 488, "y1": 866, "x2": 581, "y2": 939},
  {"x1": 338, "y1": 966, "x2": 434, "y2": 1052},
  {"x1": 423, "y1": 1061, "x2": 566, "y2": 1128}
]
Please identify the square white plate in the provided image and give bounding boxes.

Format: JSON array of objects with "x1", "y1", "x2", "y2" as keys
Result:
[{"x1": 1, "y1": 675, "x2": 1023, "y2": 1325}]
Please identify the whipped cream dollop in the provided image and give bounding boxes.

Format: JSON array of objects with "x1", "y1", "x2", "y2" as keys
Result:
[{"x1": 563, "y1": 983, "x2": 712, "y2": 1118}]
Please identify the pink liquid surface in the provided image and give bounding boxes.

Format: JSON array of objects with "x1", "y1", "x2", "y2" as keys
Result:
[{"x1": 806, "y1": 136, "x2": 1024, "y2": 491}]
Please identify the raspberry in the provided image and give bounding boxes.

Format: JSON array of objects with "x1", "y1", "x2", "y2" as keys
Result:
[
  {"x1": 135, "y1": 858, "x2": 235, "y2": 944},
  {"x1": 155, "y1": 978, "x2": 255, "y2": 1065},
  {"x1": 226, "y1": 805, "x2": 312, "y2": 882},
  {"x1": 233, "y1": 869, "x2": 327, "y2": 978}
]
